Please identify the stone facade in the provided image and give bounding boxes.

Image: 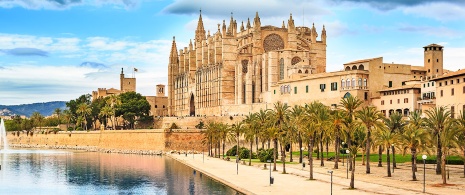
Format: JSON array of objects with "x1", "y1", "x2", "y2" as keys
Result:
[
  {"x1": 167, "y1": 12, "x2": 462, "y2": 118},
  {"x1": 168, "y1": 12, "x2": 326, "y2": 116}
]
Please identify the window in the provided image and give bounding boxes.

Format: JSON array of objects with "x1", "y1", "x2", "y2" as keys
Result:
[
  {"x1": 274, "y1": 90, "x2": 276, "y2": 94},
  {"x1": 381, "y1": 100, "x2": 384, "y2": 105},
  {"x1": 404, "y1": 98, "x2": 408, "y2": 103},
  {"x1": 341, "y1": 80, "x2": 345, "y2": 88},
  {"x1": 463, "y1": 86, "x2": 465, "y2": 93},
  {"x1": 279, "y1": 58, "x2": 284, "y2": 80},
  {"x1": 397, "y1": 99, "x2": 400, "y2": 104},
  {"x1": 320, "y1": 84, "x2": 326, "y2": 92},
  {"x1": 390, "y1": 100, "x2": 392, "y2": 104},
  {"x1": 163, "y1": 105, "x2": 165, "y2": 108},
  {"x1": 451, "y1": 80, "x2": 454, "y2": 84},
  {"x1": 451, "y1": 106, "x2": 455, "y2": 118},
  {"x1": 306, "y1": 85, "x2": 309, "y2": 93},
  {"x1": 358, "y1": 79, "x2": 362, "y2": 87},
  {"x1": 388, "y1": 81, "x2": 392, "y2": 88},
  {"x1": 451, "y1": 88, "x2": 454, "y2": 96},
  {"x1": 294, "y1": 86, "x2": 297, "y2": 94},
  {"x1": 439, "y1": 82, "x2": 442, "y2": 87},
  {"x1": 363, "y1": 79, "x2": 367, "y2": 87},
  {"x1": 458, "y1": 79, "x2": 460, "y2": 83},
  {"x1": 402, "y1": 82, "x2": 406, "y2": 86},
  {"x1": 445, "y1": 81, "x2": 448, "y2": 85},
  {"x1": 364, "y1": 92, "x2": 368, "y2": 100},
  {"x1": 331, "y1": 82, "x2": 338, "y2": 91},
  {"x1": 155, "y1": 105, "x2": 158, "y2": 108},
  {"x1": 427, "y1": 83, "x2": 430, "y2": 87},
  {"x1": 346, "y1": 79, "x2": 350, "y2": 88},
  {"x1": 352, "y1": 79, "x2": 355, "y2": 88},
  {"x1": 432, "y1": 82, "x2": 434, "y2": 86},
  {"x1": 440, "y1": 90, "x2": 443, "y2": 97},
  {"x1": 423, "y1": 84, "x2": 425, "y2": 88}
]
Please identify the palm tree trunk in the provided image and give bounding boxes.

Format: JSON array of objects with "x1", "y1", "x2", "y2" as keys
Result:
[
  {"x1": 273, "y1": 139, "x2": 277, "y2": 171},
  {"x1": 249, "y1": 141, "x2": 252, "y2": 166},
  {"x1": 255, "y1": 136, "x2": 259, "y2": 153},
  {"x1": 309, "y1": 138, "x2": 314, "y2": 180},
  {"x1": 366, "y1": 129, "x2": 371, "y2": 174},
  {"x1": 378, "y1": 146, "x2": 383, "y2": 167},
  {"x1": 326, "y1": 140, "x2": 329, "y2": 158},
  {"x1": 392, "y1": 145, "x2": 397, "y2": 168},
  {"x1": 281, "y1": 142, "x2": 286, "y2": 174},
  {"x1": 290, "y1": 143, "x2": 293, "y2": 162},
  {"x1": 362, "y1": 148, "x2": 365, "y2": 165},
  {"x1": 299, "y1": 137, "x2": 303, "y2": 164},
  {"x1": 387, "y1": 147, "x2": 391, "y2": 177},
  {"x1": 316, "y1": 142, "x2": 320, "y2": 160},
  {"x1": 222, "y1": 140, "x2": 225, "y2": 159},
  {"x1": 411, "y1": 148, "x2": 417, "y2": 181},
  {"x1": 334, "y1": 136, "x2": 339, "y2": 169},
  {"x1": 350, "y1": 152, "x2": 355, "y2": 189},
  {"x1": 436, "y1": 135, "x2": 442, "y2": 175},
  {"x1": 441, "y1": 151, "x2": 447, "y2": 184},
  {"x1": 320, "y1": 139, "x2": 324, "y2": 166}
]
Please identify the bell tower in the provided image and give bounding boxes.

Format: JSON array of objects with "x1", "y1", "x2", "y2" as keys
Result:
[{"x1": 423, "y1": 44, "x2": 443, "y2": 77}]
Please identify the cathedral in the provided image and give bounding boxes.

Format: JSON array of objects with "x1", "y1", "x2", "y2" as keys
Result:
[{"x1": 168, "y1": 12, "x2": 327, "y2": 116}]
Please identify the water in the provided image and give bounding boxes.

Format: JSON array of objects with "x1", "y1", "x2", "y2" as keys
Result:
[
  {"x1": 0, "y1": 119, "x2": 8, "y2": 150},
  {"x1": 0, "y1": 150, "x2": 241, "y2": 195}
]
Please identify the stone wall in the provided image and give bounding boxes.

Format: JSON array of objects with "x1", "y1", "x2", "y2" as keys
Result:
[{"x1": 6, "y1": 129, "x2": 207, "y2": 152}]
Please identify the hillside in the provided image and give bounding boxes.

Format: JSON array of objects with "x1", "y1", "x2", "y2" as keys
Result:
[{"x1": 0, "y1": 101, "x2": 67, "y2": 117}]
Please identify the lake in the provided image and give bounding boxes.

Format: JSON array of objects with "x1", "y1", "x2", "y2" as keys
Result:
[{"x1": 0, "y1": 149, "x2": 241, "y2": 195}]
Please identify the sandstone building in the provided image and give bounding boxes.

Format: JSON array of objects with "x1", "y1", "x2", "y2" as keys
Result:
[{"x1": 167, "y1": 12, "x2": 464, "y2": 120}]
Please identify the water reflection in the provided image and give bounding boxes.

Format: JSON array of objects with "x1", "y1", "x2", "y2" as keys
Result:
[{"x1": 0, "y1": 150, "x2": 240, "y2": 195}]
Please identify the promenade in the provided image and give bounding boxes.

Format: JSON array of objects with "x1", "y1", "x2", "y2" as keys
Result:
[{"x1": 168, "y1": 153, "x2": 465, "y2": 195}]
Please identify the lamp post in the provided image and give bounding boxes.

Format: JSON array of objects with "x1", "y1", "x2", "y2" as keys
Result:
[
  {"x1": 267, "y1": 159, "x2": 272, "y2": 186},
  {"x1": 342, "y1": 142, "x2": 345, "y2": 166},
  {"x1": 422, "y1": 154, "x2": 427, "y2": 193},
  {"x1": 346, "y1": 149, "x2": 350, "y2": 179},
  {"x1": 301, "y1": 147, "x2": 305, "y2": 164},
  {"x1": 328, "y1": 170, "x2": 333, "y2": 195}
]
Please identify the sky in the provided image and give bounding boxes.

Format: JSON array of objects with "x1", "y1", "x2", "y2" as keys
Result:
[{"x1": 1, "y1": 0, "x2": 464, "y2": 105}]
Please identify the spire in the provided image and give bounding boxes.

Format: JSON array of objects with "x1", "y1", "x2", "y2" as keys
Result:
[
  {"x1": 288, "y1": 13, "x2": 295, "y2": 29},
  {"x1": 195, "y1": 10, "x2": 206, "y2": 42},
  {"x1": 240, "y1": 21, "x2": 244, "y2": 31},
  {"x1": 169, "y1": 36, "x2": 178, "y2": 65},
  {"x1": 253, "y1": 11, "x2": 261, "y2": 28},
  {"x1": 189, "y1": 39, "x2": 193, "y2": 51},
  {"x1": 321, "y1": 25, "x2": 327, "y2": 43},
  {"x1": 121, "y1": 67, "x2": 123, "y2": 74},
  {"x1": 246, "y1": 18, "x2": 251, "y2": 29},
  {"x1": 282, "y1": 21, "x2": 285, "y2": 28}
]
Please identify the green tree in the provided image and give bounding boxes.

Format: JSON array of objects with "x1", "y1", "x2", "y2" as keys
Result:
[
  {"x1": 30, "y1": 112, "x2": 44, "y2": 132},
  {"x1": 99, "y1": 106, "x2": 113, "y2": 129},
  {"x1": 290, "y1": 105, "x2": 305, "y2": 163},
  {"x1": 91, "y1": 97, "x2": 106, "y2": 129},
  {"x1": 424, "y1": 106, "x2": 452, "y2": 175},
  {"x1": 329, "y1": 109, "x2": 346, "y2": 169},
  {"x1": 356, "y1": 106, "x2": 383, "y2": 174},
  {"x1": 457, "y1": 110, "x2": 465, "y2": 177},
  {"x1": 383, "y1": 112, "x2": 406, "y2": 169},
  {"x1": 54, "y1": 108, "x2": 62, "y2": 126},
  {"x1": 116, "y1": 92, "x2": 151, "y2": 129},
  {"x1": 62, "y1": 109, "x2": 73, "y2": 131},
  {"x1": 374, "y1": 127, "x2": 397, "y2": 177},
  {"x1": 438, "y1": 118, "x2": 460, "y2": 184},
  {"x1": 106, "y1": 94, "x2": 121, "y2": 130},
  {"x1": 399, "y1": 124, "x2": 431, "y2": 180},
  {"x1": 244, "y1": 113, "x2": 257, "y2": 165},
  {"x1": 270, "y1": 101, "x2": 290, "y2": 173},
  {"x1": 77, "y1": 103, "x2": 91, "y2": 130},
  {"x1": 66, "y1": 94, "x2": 91, "y2": 126}
]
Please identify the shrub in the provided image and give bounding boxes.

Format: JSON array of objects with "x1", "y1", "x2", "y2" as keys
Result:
[
  {"x1": 257, "y1": 148, "x2": 275, "y2": 162},
  {"x1": 195, "y1": 121, "x2": 205, "y2": 129},
  {"x1": 76, "y1": 127, "x2": 83, "y2": 131},
  {"x1": 226, "y1": 145, "x2": 250, "y2": 159},
  {"x1": 169, "y1": 123, "x2": 180, "y2": 130}
]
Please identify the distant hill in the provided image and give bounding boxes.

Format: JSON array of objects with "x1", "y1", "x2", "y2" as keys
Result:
[{"x1": 0, "y1": 101, "x2": 67, "y2": 117}]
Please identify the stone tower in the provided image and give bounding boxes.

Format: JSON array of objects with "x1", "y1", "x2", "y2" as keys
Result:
[
  {"x1": 120, "y1": 68, "x2": 136, "y2": 93},
  {"x1": 423, "y1": 44, "x2": 443, "y2": 78},
  {"x1": 156, "y1": 84, "x2": 165, "y2": 97}
]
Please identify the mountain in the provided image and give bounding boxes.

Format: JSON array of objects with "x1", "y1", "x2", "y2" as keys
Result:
[{"x1": 0, "y1": 101, "x2": 67, "y2": 117}]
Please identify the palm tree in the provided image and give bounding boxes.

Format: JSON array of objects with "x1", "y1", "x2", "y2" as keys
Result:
[
  {"x1": 375, "y1": 127, "x2": 397, "y2": 177},
  {"x1": 339, "y1": 95, "x2": 363, "y2": 172},
  {"x1": 217, "y1": 122, "x2": 230, "y2": 159},
  {"x1": 398, "y1": 124, "x2": 431, "y2": 180},
  {"x1": 256, "y1": 109, "x2": 269, "y2": 149},
  {"x1": 356, "y1": 106, "x2": 383, "y2": 174},
  {"x1": 330, "y1": 109, "x2": 346, "y2": 169},
  {"x1": 54, "y1": 108, "x2": 62, "y2": 126},
  {"x1": 383, "y1": 112, "x2": 406, "y2": 169},
  {"x1": 270, "y1": 101, "x2": 290, "y2": 173},
  {"x1": 457, "y1": 110, "x2": 465, "y2": 177},
  {"x1": 438, "y1": 119, "x2": 460, "y2": 184},
  {"x1": 106, "y1": 94, "x2": 121, "y2": 130},
  {"x1": 77, "y1": 103, "x2": 91, "y2": 130},
  {"x1": 424, "y1": 106, "x2": 452, "y2": 175},
  {"x1": 302, "y1": 103, "x2": 319, "y2": 180},
  {"x1": 290, "y1": 105, "x2": 305, "y2": 163},
  {"x1": 316, "y1": 105, "x2": 331, "y2": 167},
  {"x1": 344, "y1": 121, "x2": 364, "y2": 189},
  {"x1": 30, "y1": 112, "x2": 44, "y2": 132},
  {"x1": 230, "y1": 121, "x2": 245, "y2": 162},
  {"x1": 244, "y1": 113, "x2": 258, "y2": 166},
  {"x1": 62, "y1": 109, "x2": 73, "y2": 131},
  {"x1": 99, "y1": 106, "x2": 113, "y2": 128}
]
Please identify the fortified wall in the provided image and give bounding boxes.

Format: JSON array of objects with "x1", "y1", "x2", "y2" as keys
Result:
[{"x1": 7, "y1": 129, "x2": 206, "y2": 152}]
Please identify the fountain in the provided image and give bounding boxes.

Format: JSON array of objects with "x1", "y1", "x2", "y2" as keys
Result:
[{"x1": 0, "y1": 119, "x2": 8, "y2": 151}]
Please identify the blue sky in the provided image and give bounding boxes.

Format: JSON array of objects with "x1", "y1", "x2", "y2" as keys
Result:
[{"x1": 1, "y1": 0, "x2": 464, "y2": 105}]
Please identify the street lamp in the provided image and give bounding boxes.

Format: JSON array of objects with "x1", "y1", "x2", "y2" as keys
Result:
[
  {"x1": 422, "y1": 154, "x2": 427, "y2": 193},
  {"x1": 267, "y1": 159, "x2": 272, "y2": 186},
  {"x1": 301, "y1": 147, "x2": 305, "y2": 163},
  {"x1": 346, "y1": 149, "x2": 350, "y2": 179},
  {"x1": 328, "y1": 170, "x2": 333, "y2": 195}
]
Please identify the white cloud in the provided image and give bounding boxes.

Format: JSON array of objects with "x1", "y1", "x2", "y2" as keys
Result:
[
  {"x1": 0, "y1": 33, "x2": 80, "y2": 53},
  {"x1": 0, "y1": 0, "x2": 139, "y2": 10},
  {"x1": 402, "y1": 2, "x2": 465, "y2": 21}
]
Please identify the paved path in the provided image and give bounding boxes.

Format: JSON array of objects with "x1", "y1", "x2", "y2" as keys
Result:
[{"x1": 167, "y1": 153, "x2": 464, "y2": 195}]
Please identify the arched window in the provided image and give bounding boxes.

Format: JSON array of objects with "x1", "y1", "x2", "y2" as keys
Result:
[
  {"x1": 341, "y1": 79, "x2": 345, "y2": 88},
  {"x1": 346, "y1": 79, "x2": 350, "y2": 88},
  {"x1": 351, "y1": 78, "x2": 355, "y2": 88},
  {"x1": 298, "y1": 69, "x2": 302, "y2": 73},
  {"x1": 291, "y1": 56, "x2": 301, "y2": 65},
  {"x1": 363, "y1": 78, "x2": 367, "y2": 87},
  {"x1": 352, "y1": 65, "x2": 357, "y2": 70},
  {"x1": 358, "y1": 78, "x2": 362, "y2": 86},
  {"x1": 305, "y1": 70, "x2": 309, "y2": 74},
  {"x1": 279, "y1": 58, "x2": 284, "y2": 80},
  {"x1": 343, "y1": 92, "x2": 351, "y2": 98},
  {"x1": 359, "y1": 65, "x2": 364, "y2": 70},
  {"x1": 345, "y1": 66, "x2": 350, "y2": 71}
]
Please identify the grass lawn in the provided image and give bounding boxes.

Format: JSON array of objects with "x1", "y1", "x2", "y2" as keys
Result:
[{"x1": 290, "y1": 151, "x2": 462, "y2": 164}]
